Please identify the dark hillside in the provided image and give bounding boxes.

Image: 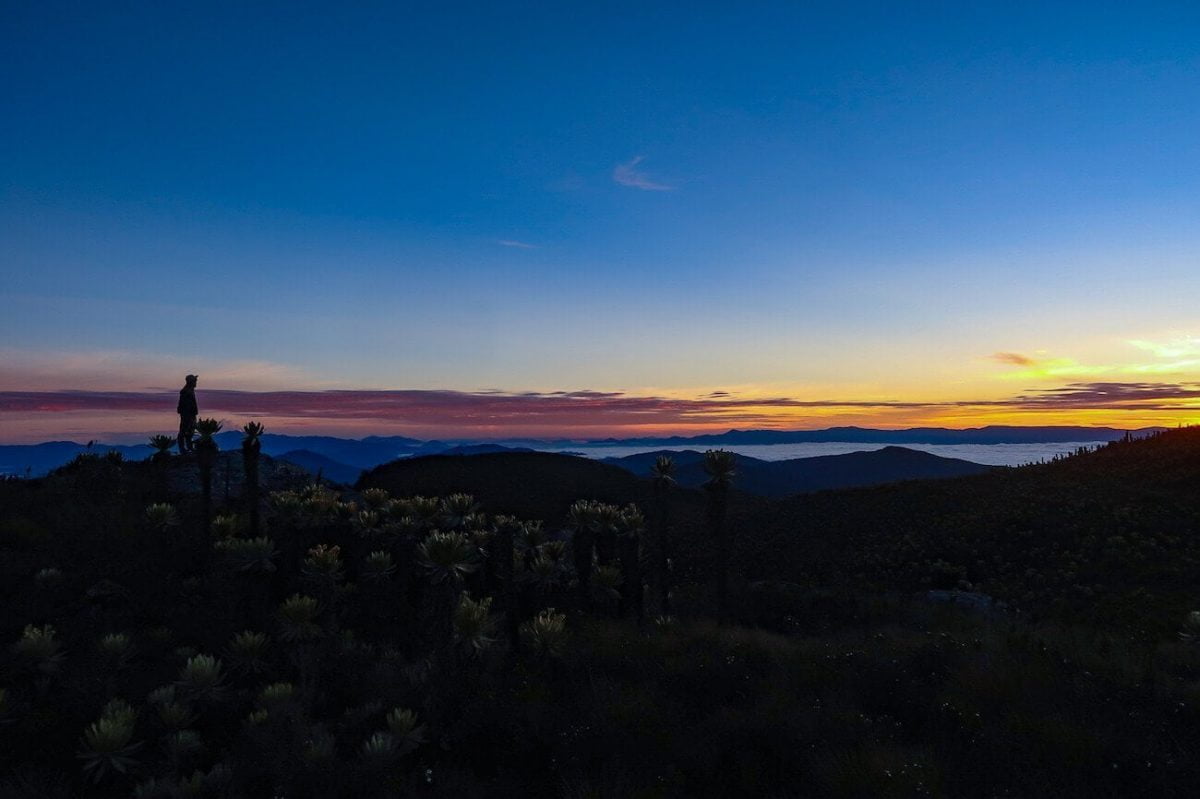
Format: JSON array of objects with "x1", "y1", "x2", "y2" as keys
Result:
[
  {"x1": 741, "y1": 427, "x2": 1200, "y2": 633},
  {"x1": 276, "y1": 450, "x2": 363, "y2": 485},
  {"x1": 358, "y1": 451, "x2": 709, "y2": 529},
  {"x1": 2, "y1": 435, "x2": 1200, "y2": 795},
  {"x1": 356, "y1": 451, "x2": 763, "y2": 585},
  {"x1": 606, "y1": 445, "x2": 994, "y2": 496}
]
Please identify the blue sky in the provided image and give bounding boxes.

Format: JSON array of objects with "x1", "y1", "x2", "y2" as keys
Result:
[{"x1": 3, "y1": 1, "x2": 1200, "y2": 438}]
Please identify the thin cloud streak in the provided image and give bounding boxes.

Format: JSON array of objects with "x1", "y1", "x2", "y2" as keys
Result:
[
  {"x1": 613, "y1": 156, "x2": 674, "y2": 191},
  {"x1": 497, "y1": 239, "x2": 538, "y2": 249},
  {"x1": 989, "y1": 352, "x2": 1038, "y2": 367}
]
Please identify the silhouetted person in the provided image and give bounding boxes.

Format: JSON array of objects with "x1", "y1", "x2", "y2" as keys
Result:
[{"x1": 177, "y1": 374, "x2": 199, "y2": 453}]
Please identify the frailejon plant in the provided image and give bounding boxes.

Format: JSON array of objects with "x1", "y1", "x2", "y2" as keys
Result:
[
  {"x1": 418, "y1": 531, "x2": 479, "y2": 584},
  {"x1": 194, "y1": 418, "x2": 223, "y2": 532},
  {"x1": 359, "y1": 487, "x2": 391, "y2": 510},
  {"x1": 567, "y1": 501, "x2": 599, "y2": 611},
  {"x1": 257, "y1": 682, "x2": 295, "y2": 708},
  {"x1": 360, "y1": 731, "x2": 398, "y2": 764},
  {"x1": 302, "y1": 544, "x2": 345, "y2": 608},
  {"x1": 269, "y1": 490, "x2": 304, "y2": 526},
  {"x1": 98, "y1": 633, "x2": 133, "y2": 670},
  {"x1": 386, "y1": 707, "x2": 426, "y2": 756},
  {"x1": 517, "y1": 519, "x2": 548, "y2": 555},
  {"x1": 491, "y1": 515, "x2": 522, "y2": 652},
  {"x1": 702, "y1": 449, "x2": 737, "y2": 622},
  {"x1": 406, "y1": 496, "x2": 442, "y2": 530},
  {"x1": 34, "y1": 567, "x2": 64, "y2": 588},
  {"x1": 302, "y1": 544, "x2": 344, "y2": 582},
  {"x1": 453, "y1": 594, "x2": 496, "y2": 656},
  {"x1": 226, "y1": 630, "x2": 271, "y2": 675},
  {"x1": 520, "y1": 608, "x2": 569, "y2": 659},
  {"x1": 440, "y1": 493, "x2": 480, "y2": 530},
  {"x1": 593, "y1": 502, "x2": 622, "y2": 567},
  {"x1": 12, "y1": 623, "x2": 65, "y2": 676},
  {"x1": 145, "y1": 502, "x2": 181, "y2": 530},
  {"x1": 177, "y1": 654, "x2": 224, "y2": 702},
  {"x1": 592, "y1": 563, "x2": 623, "y2": 612},
  {"x1": 353, "y1": 509, "x2": 383, "y2": 538},
  {"x1": 241, "y1": 422, "x2": 263, "y2": 536},
  {"x1": 277, "y1": 594, "x2": 322, "y2": 642},
  {"x1": 149, "y1": 434, "x2": 176, "y2": 497},
  {"x1": 617, "y1": 504, "x2": 645, "y2": 620},
  {"x1": 1180, "y1": 610, "x2": 1200, "y2": 642},
  {"x1": 163, "y1": 729, "x2": 203, "y2": 772},
  {"x1": 418, "y1": 530, "x2": 480, "y2": 653},
  {"x1": 213, "y1": 536, "x2": 278, "y2": 573},
  {"x1": 148, "y1": 434, "x2": 175, "y2": 462},
  {"x1": 78, "y1": 700, "x2": 142, "y2": 783},
  {"x1": 303, "y1": 728, "x2": 336, "y2": 763},
  {"x1": 210, "y1": 513, "x2": 241, "y2": 539},
  {"x1": 362, "y1": 550, "x2": 396, "y2": 582},
  {"x1": 148, "y1": 685, "x2": 196, "y2": 731}
]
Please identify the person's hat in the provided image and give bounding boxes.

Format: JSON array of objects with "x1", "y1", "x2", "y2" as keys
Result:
[{"x1": 185, "y1": 374, "x2": 198, "y2": 382}]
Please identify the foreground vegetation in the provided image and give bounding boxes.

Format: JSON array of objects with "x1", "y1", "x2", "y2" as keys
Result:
[{"x1": 1, "y1": 427, "x2": 1199, "y2": 796}]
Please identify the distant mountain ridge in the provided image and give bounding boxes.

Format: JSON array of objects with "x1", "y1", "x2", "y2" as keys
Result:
[
  {"x1": 573, "y1": 425, "x2": 1167, "y2": 447},
  {"x1": 1, "y1": 425, "x2": 1162, "y2": 477}
]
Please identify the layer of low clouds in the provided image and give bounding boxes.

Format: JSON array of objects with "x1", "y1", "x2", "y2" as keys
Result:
[{"x1": 3, "y1": 382, "x2": 1197, "y2": 432}]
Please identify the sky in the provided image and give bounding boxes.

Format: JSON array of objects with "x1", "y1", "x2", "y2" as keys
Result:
[{"x1": 3, "y1": 1, "x2": 1200, "y2": 442}]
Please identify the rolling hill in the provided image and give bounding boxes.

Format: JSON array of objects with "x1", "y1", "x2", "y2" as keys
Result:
[
  {"x1": 275, "y1": 449, "x2": 364, "y2": 485},
  {"x1": 356, "y1": 451, "x2": 707, "y2": 528},
  {"x1": 603, "y1": 445, "x2": 994, "y2": 496},
  {"x1": 738, "y1": 427, "x2": 1200, "y2": 633}
]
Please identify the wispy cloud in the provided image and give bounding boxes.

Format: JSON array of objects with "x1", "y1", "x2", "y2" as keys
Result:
[
  {"x1": 1128, "y1": 335, "x2": 1200, "y2": 359},
  {"x1": 497, "y1": 239, "x2": 538, "y2": 249},
  {"x1": 989, "y1": 352, "x2": 1038, "y2": 367},
  {"x1": 613, "y1": 156, "x2": 674, "y2": 191},
  {"x1": 995, "y1": 381, "x2": 1200, "y2": 410}
]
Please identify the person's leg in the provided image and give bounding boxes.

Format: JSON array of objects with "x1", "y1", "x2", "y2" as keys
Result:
[{"x1": 178, "y1": 416, "x2": 196, "y2": 453}]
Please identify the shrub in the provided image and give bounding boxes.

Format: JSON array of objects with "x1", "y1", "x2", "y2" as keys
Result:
[
  {"x1": 453, "y1": 594, "x2": 496, "y2": 656},
  {"x1": 521, "y1": 609, "x2": 568, "y2": 658},
  {"x1": 145, "y1": 503, "x2": 181, "y2": 529},
  {"x1": 277, "y1": 595, "x2": 321, "y2": 642}
]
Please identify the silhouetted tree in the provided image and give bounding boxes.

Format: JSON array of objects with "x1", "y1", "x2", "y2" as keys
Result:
[
  {"x1": 567, "y1": 500, "x2": 598, "y2": 612},
  {"x1": 241, "y1": 422, "x2": 264, "y2": 535},
  {"x1": 149, "y1": 434, "x2": 174, "y2": 499},
  {"x1": 703, "y1": 449, "x2": 736, "y2": 622},
  {"x1": 650, "y1": 455, "x2": 676, "y2": 614},
  {"x1": 417, "y1": 531, "x2": 478, "y2": 658},
  {"x1": 149, "y1": 434, "x2": 174, "y2": 463},
  {"x1": 194, "y1": 419, "x2": 222, "y2": 533},
  {"x1": 492, "y1": 515, "x2": 522, "y2": 653},
  {"x1": 617, "y1": 504, "x2": 645, "y2": 622},
  {"x1": 593, "y1": 502, "x2": 621, "y2": 567}
]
